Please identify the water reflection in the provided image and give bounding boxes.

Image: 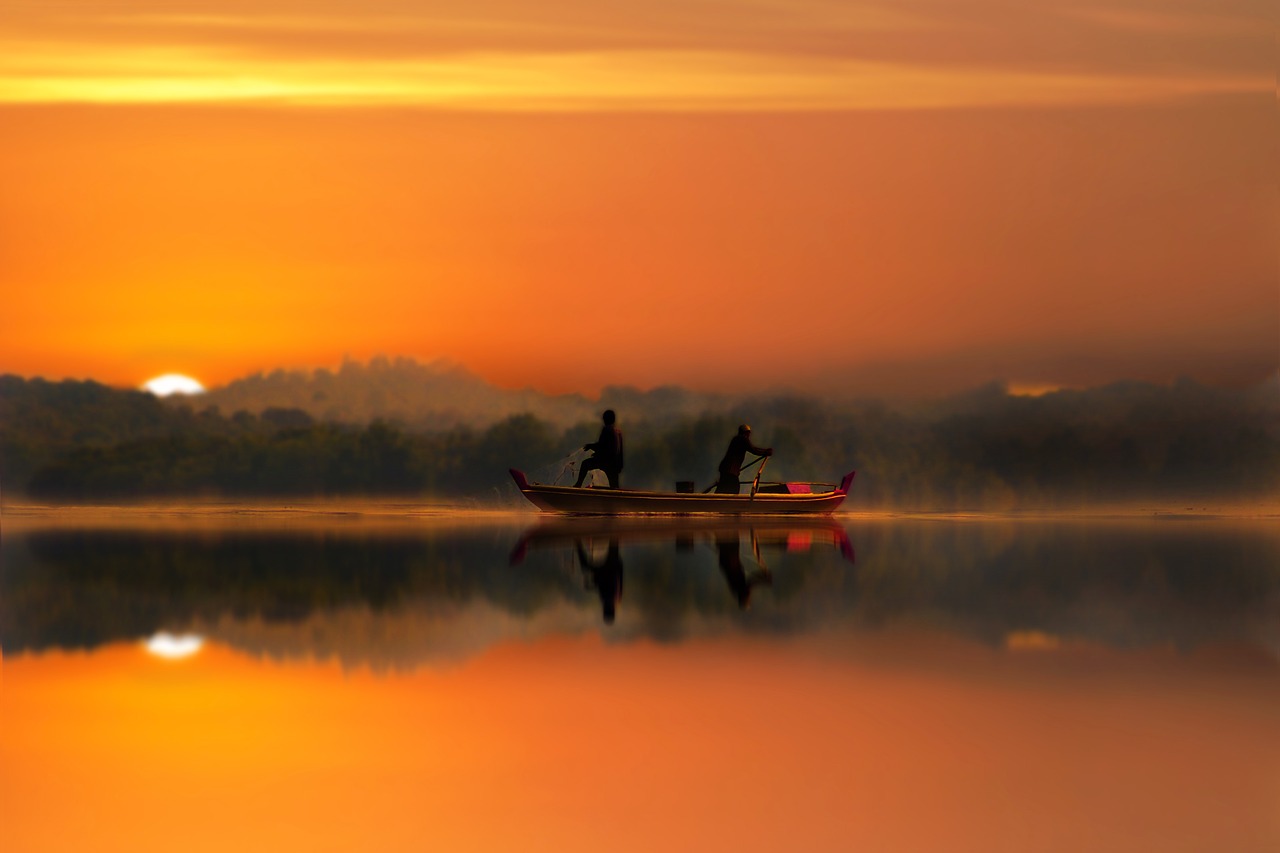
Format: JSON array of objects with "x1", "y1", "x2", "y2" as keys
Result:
[
  {"x1": 575, "y1": 539, "x2": 623, "y2": 623},
  {"x1": 2, "y1": 514, "x2": 1277, "y2": 667},
  {"x1": 512, "y1": 516, "x2": 854, "y2": 619},
  {"x1": 5, "y1": 512, "x2": 1275, "y2": 853},
  {"x1": 144, "y1": 631, "x2": 205, "y2": 659},
  {"x1": 715, "y1": 533, "x2": 770, "y2": 608}
]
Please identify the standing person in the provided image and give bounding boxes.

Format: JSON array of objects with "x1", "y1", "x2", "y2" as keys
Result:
[
  {"x1": 574, "y1": 409, "x2": 624, "y2": 488},
  {"x1": 715, "y1": 424, "x2": 772, "y2": 494}
]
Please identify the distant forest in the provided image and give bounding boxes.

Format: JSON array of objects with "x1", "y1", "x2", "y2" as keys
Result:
[{"x1": 2, "y1": 372, "x2": 1277, "y2": 507}]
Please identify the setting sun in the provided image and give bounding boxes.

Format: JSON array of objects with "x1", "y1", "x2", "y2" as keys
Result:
[{"x1": 141, "y1": 374, "x2": 206, "y2": 397}]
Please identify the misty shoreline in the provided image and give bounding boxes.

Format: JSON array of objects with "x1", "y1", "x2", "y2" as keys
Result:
[
  {"x1": 3, "y1": 500, "x2": 1277, "y2": 531},
  {"x1": 5, "y1": 367, "x2": 1277, "y2": 507}
]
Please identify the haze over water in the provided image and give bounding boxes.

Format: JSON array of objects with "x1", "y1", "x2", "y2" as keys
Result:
[{"x1": 2, "y1": 506, "x2": 1276, "y2": 851}]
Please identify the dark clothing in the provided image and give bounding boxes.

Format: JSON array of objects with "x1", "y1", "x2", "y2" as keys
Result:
[
  {"x1": 718, "y1": 434, "x2": 769, "y2": 477},
  {"x1": 715, "y1": 472, "x2": 742, "y2": 495},
  {"x1": 715, "y1": 433, "x2": 771, "y2": 494},
  {"x1": 575, "y1": 424, "x2": 623, "y2": 487},
  {"x1": 587, "y1": 424, "x2": 624, "y2": 468},
  {"x1": 576, "y1": 456, "x2": 621, "y2": 489}
]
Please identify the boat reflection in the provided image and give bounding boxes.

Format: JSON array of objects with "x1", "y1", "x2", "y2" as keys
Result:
[{"x1": 512, "y1": 516, "x2": 854, "y2": 620}]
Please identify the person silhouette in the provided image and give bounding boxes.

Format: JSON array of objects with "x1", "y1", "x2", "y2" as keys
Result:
[
  {"x1": 576, "y1": 538, "x2": 624, "y2": 623},
  {"x1": 575, "y1": 409, "x2": 624, "y2": 488},
  {"x1": 715, "y1": 424, "x2": 772, "y2": 494}
]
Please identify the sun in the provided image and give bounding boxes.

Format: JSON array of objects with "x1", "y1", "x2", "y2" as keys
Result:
[{"x1": 141, "y1": 373, "x2": 206, "y2": 396}]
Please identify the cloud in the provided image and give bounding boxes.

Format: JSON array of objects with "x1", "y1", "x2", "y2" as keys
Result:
[{"x1": 0, "y1": 0, "x2": 1268, "y2": 109}]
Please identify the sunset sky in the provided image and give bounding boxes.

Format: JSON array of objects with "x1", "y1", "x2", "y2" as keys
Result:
[{"x1": 1, "y1": 0, "x2": 1273, "y2": 395}]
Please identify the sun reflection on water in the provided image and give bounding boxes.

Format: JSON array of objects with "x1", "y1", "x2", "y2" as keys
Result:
[{"x1": 144, "y1": 632, "x2": 205, "y2": 660}]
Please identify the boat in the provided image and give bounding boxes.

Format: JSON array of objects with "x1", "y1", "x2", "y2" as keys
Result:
[{"x1": 509, "y1": 468, "x2": 855, "y2": 515}]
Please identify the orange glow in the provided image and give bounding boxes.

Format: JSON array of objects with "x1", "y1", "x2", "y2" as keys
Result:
[
  {"x1": 1007, "y1": 383, "x2": 1068, "y2": 398},
  {"x1": 1, "y1": 41, "x2": 1261, "y2": 110},
  {"x1": 1, "y1": 3, "x2": 1265, "y2": 110},
  {"x1": 0, "y1": 0, "x2": 1273, "y2": 394},
  {"x1": 2, "y1": 634, "x2": 1276, "y2": 851}
]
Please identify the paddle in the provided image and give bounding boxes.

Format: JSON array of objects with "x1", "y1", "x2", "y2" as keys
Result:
[{"x1": 749, "y1": 455, "x2": 769, "y2": 500}]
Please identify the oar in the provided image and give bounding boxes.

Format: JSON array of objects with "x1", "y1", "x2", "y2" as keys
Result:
[{"x1": 749, "y1": 455, "x2": 769, "y2": 500}]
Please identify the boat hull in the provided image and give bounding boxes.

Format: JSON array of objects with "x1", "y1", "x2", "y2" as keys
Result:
[{"x1": 510, "y1": 469, "x2": 854, "y2": 515}]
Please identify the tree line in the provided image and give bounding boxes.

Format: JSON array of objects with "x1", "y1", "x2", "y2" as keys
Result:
[{"x1": 2, "y1": 374, "x2": 1277, "y2": 507}]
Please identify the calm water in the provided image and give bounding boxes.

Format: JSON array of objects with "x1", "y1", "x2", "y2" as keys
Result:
[{"x1": 2, "y1": 507, "x2": 1277, "y2": 851}]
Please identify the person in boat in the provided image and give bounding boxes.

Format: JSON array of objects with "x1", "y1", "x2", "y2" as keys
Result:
[
  {"x1": 574, "y1": 409, "x2": 624, "y2": 488},
  {"x1": 715, "y1": 424, "x2": 773, "y2": 494}
]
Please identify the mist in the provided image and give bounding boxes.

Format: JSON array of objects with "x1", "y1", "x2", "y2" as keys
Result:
[{"x1": 3, "y1": 361, "x2": 1276, "y2": 509}]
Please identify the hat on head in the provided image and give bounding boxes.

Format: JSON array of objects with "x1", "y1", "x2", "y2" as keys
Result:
[{"x1": 738, "y1": 423, "x2": 751, "y2": 435}]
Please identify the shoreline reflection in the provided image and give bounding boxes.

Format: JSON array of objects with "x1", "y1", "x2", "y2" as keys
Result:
[{"x1": 1, "y1": 517, "x2": 1275, "y2": 670}]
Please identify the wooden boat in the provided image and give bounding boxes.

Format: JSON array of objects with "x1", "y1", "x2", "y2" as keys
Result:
[{"x1": 509, "y1": 468, "x2": 855, "y2": 515}]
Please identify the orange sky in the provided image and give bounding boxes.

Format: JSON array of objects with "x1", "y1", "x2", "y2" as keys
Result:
[{"x1": 0, "y1": 0, "x2": 1273, "y2": 395}]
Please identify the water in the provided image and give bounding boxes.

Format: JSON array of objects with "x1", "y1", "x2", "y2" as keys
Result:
[{"x1": 2, "y1": 507, "x2": 1277, "y2": 851}]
